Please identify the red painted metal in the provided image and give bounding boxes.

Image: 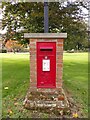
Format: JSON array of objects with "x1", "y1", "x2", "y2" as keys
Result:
[{"x1": 37, "y1": 42, "x2": 56, "y2": 88}]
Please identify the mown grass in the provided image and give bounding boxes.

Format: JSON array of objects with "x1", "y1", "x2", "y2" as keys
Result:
[
  {"x1": 2, "y1": 53, "x2": 88, "y2": 118},
  {"x1": 2, "y1": 53, "x2": 30, "y2": 118},
  {"x1": 63, "y1": 53, "x2": 88, "y2": 117}
]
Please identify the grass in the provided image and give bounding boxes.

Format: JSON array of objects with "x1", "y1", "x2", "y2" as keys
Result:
[
  {"x1": 2, "y1": 53, "x2": 30, "y2": 118},
  {"x1": 2, "y1": 52, "x2": 88, "y2": 118},
  {"x1": 63, "y1": 53, "x2": 88, "y2": 117}
]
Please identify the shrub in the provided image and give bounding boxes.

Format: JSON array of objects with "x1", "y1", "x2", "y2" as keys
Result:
[{"x1": 2, "y1": 49, "x2": 7, "y2": 53}]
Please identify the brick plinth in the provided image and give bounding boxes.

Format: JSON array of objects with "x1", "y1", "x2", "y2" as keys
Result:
[
  {"x1": 24, "y1": 33, "x2": 68, "y2": 111},
  {"x1": 23, "y1": 88, "x2": 69, "y2": 112}
]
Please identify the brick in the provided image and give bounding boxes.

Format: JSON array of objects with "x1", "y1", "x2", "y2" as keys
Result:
[
  {"x1": 57, "y1": 70, "x2": 63, "y2": 75},
  {"x1": 30, "y1": 62, "x2": 36, "y2": 65},
  {"x1": 57, "y1": 39, "x2": 63, "y2": 42},
  {"x1": 30, "y1": 60, "x2": 36, "y2": 65},
  {"x1": 56, "y1": 71, "x2": 62, "y2": 75},
  {"x1": 29, "y1": 87, "x2": 37, "y2": 91},
  {"x1": 56, "y1": 49, "x2": 63, "y2": 52},
  {"x1": 57, "y1": 59, "x2": 62, "y2": 63},
  {"x1": 30, "y1": 63, "x2": 36, "y2": 66},
  {"x1": 30, "y1": 71, "x2": 36, "y2": 75},
  {"x1": 57, "y1": 78, "x2": 62, "y2": 82},
  {"x1": 57, "y1": 72, "x2": 62, "y2": 77},
  {"x1": 57, "y1": 51, "x2": 63, "y2": 54},
  {"x1": 56, "y1": 73, "x2": 62, "y2": 77},
  {"x1": 38, "y1": 39, "x2": 46, "y2": 42},
  {"x1": 30, "y1": 81, "x2": 37, "y2": 84},
  {"x1": 30, "y1": 63, "x2": 36, "y2": 67},
  {"x1": 57, "y1": 43, "x2": 63, "y2": 47},
  {"x1": 30, "y1": 64, "x2": 36, "y2": 68},
  {"x1": 30, "y1": 80, "x2": 37, "y2": 84},
  {"x1": 30, "y1": 67, "x2": 36, "y2": 71},
  {"x1": 56, "y1": 59, "x2": 63, "y2": 63},
  {"x1": 30, "y1": 54, "x2": 36, "y2": 57},
  {"x1": 30, "y1": 73, "x2": 36, "y2": 78},
  {"x1": 57, "y1": 56, "x2": 63, "y2": 61},
  {"x1": 57, "y1": 63, "x2": 63, "y2": 67},
  {"x1": 57, "y1": 52, "x2": 63, "y2": 56},
  {"x1": 58, "y1": 95, "x2": 65, "y2": 101},
  {"x1": 30, "y1": 65, "x2": 36, "y2": 69},
  {"x1": 44, "y1": 39, "x2": 57, "y2": 41},
  {"x1": 57, "y1": 46, "x2": 63, "y2": 49},
  {"x1": 30, "y1": 56, "x2": 36, "y2": 60},
  {"x1": 57, "y1": 75, "x2": 62, "y2": 79},
  {"x1": 56, "y1": 60, "x2": 63, "y2": 63},
  {"x1": 30, "y1": 42, "x2": 36, "y2": 47},
  {"x1": 38, "y1": 39, "x2": 43, "y2": 41},
  {"x1": 56, "y1": 79, "x2": 62, "y2": 83},
  {"x1": 56, "y1": 61, "x2": 63, "y2": 64},
  {"x1": 30, "y1": 58, "x2": 36, "y2": 62},
  {"x1": 30, "y1": 42, "x2": 36, "y2": 45},
  {"x1": 56, "y1": 77, "x2": 62, "y2": 81},
  {"x1": 30, "y1": 44, "x2": 36, "y2": 48},
  {"x1": 30, "y1": 51, "x2": 36, "y2": 55},
  {"x1": 30, "y1": 48, "x2": 36, "y2": 51},
  {"x1": 38, "y1": 39, "x2": 57, "y2": 42},
  {"x1": 57, "y1": 69, "x2": 63, "y2": 73},
  {"x1": 57, "y1": 55, "x2": 63, "y2": 59},
  {"x1": 30, "y1": 77, "x2": 36, "y2": 81},
  {"x1": 30, "y1": 39, "x2": 37, "y2": 42},
  {"x1": 30, "y1": 75, "x2": 36, "y2": 80},
  {"x1": 57, "y1": 64, "x2": 63, "y2": 67},
  {"x1": 56, "y1": 83, "x2": 62, "y2": 88},
  {"x1": 57, "y1": 47, "x2": 63, "y2": 52},
  {"x1": 43, "y1": 38, "x2": 53, "y2": 41},
  {"x1": 57, "y1": 41, "x2": 63, "y2": 44},
  {"x1": 30, "y1": 61, "x2": 36, "y2": 65},
  {"x1": 56, "y1": 88, "x2": 62, "y2": 91},
  {"x1": 30, "y1": 83, "x2": 36, "y2": 87}
]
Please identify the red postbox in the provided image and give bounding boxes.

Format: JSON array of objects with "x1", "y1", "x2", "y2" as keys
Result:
[{"x1": 37, "y1": 42, "x2": 56, "y2": 88}]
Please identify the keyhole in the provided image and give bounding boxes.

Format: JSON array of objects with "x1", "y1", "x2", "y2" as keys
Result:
[{"x1": 45, "y1": 56, "x2": 48, "y2": 59}]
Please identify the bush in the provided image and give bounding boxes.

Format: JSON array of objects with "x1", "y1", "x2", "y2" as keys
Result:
[
  {"x1": 2, "y1": 49, "x2": 7, "y2": 53},
  {"x1": 67, "y1": 49, "x2": 75, "y2": 53},
  {"x1": 0, "y1": 49, "x2": 2, "y2": 53},
  {"x1": 19, "y1": 48, "x2": 29, "y2": 52}
]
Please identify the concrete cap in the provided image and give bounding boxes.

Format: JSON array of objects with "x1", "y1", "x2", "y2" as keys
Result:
[{"x1": 24, "y1": 33, "x2": 67, "y2": 38}]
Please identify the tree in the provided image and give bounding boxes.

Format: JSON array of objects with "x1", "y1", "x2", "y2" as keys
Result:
[
  {"x1": 5, "y1": 40, "x2": 23, "y2": 53},
  {"x1": 2, "y1": 1, "x2": 88, "y2": 50}
]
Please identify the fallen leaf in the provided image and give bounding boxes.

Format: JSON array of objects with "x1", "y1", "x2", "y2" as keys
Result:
[
  {"x1": 4, "y1": 87, "x2": 8, "y2": 90},
  {"x1": 59, "y1": 110, "x2": 63, "y2": 116},
  {"x1": 8, "y1": 109, "x2": 13, "y2": 114},
  {"x1": 14, "y1": 102, "x2": 18, "y2": 106},
  {"x1": 14, "y1": 98, "x2": 17, "y2": 101},
  {"x1": 73, "y1": 112, "x2": 78, "y2": 118}
]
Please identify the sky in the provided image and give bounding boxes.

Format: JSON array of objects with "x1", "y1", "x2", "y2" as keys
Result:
[{"x1": 0, "y1": 0, "x2": 88, "y2": 34}]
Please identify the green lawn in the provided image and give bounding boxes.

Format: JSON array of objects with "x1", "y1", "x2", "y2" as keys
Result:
[
  {"x1": 63, "y1": 53, "x2": 88, "y2": 117},
  {"x1": 2, "y1": 53, "x2": 88, "y2": 118}
]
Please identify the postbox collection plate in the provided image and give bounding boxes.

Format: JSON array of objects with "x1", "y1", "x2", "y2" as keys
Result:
[
  {"x1": 42, "y1": 59, "x2": 50, "y2": 71},
  {"x1": 37, "y1": 42, "x2": 56, "y2": 88}
]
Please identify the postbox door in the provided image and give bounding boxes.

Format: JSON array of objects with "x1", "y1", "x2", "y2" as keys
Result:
[{"x1": 37, "y1": 42, "x2": 56, "y2": 88}]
